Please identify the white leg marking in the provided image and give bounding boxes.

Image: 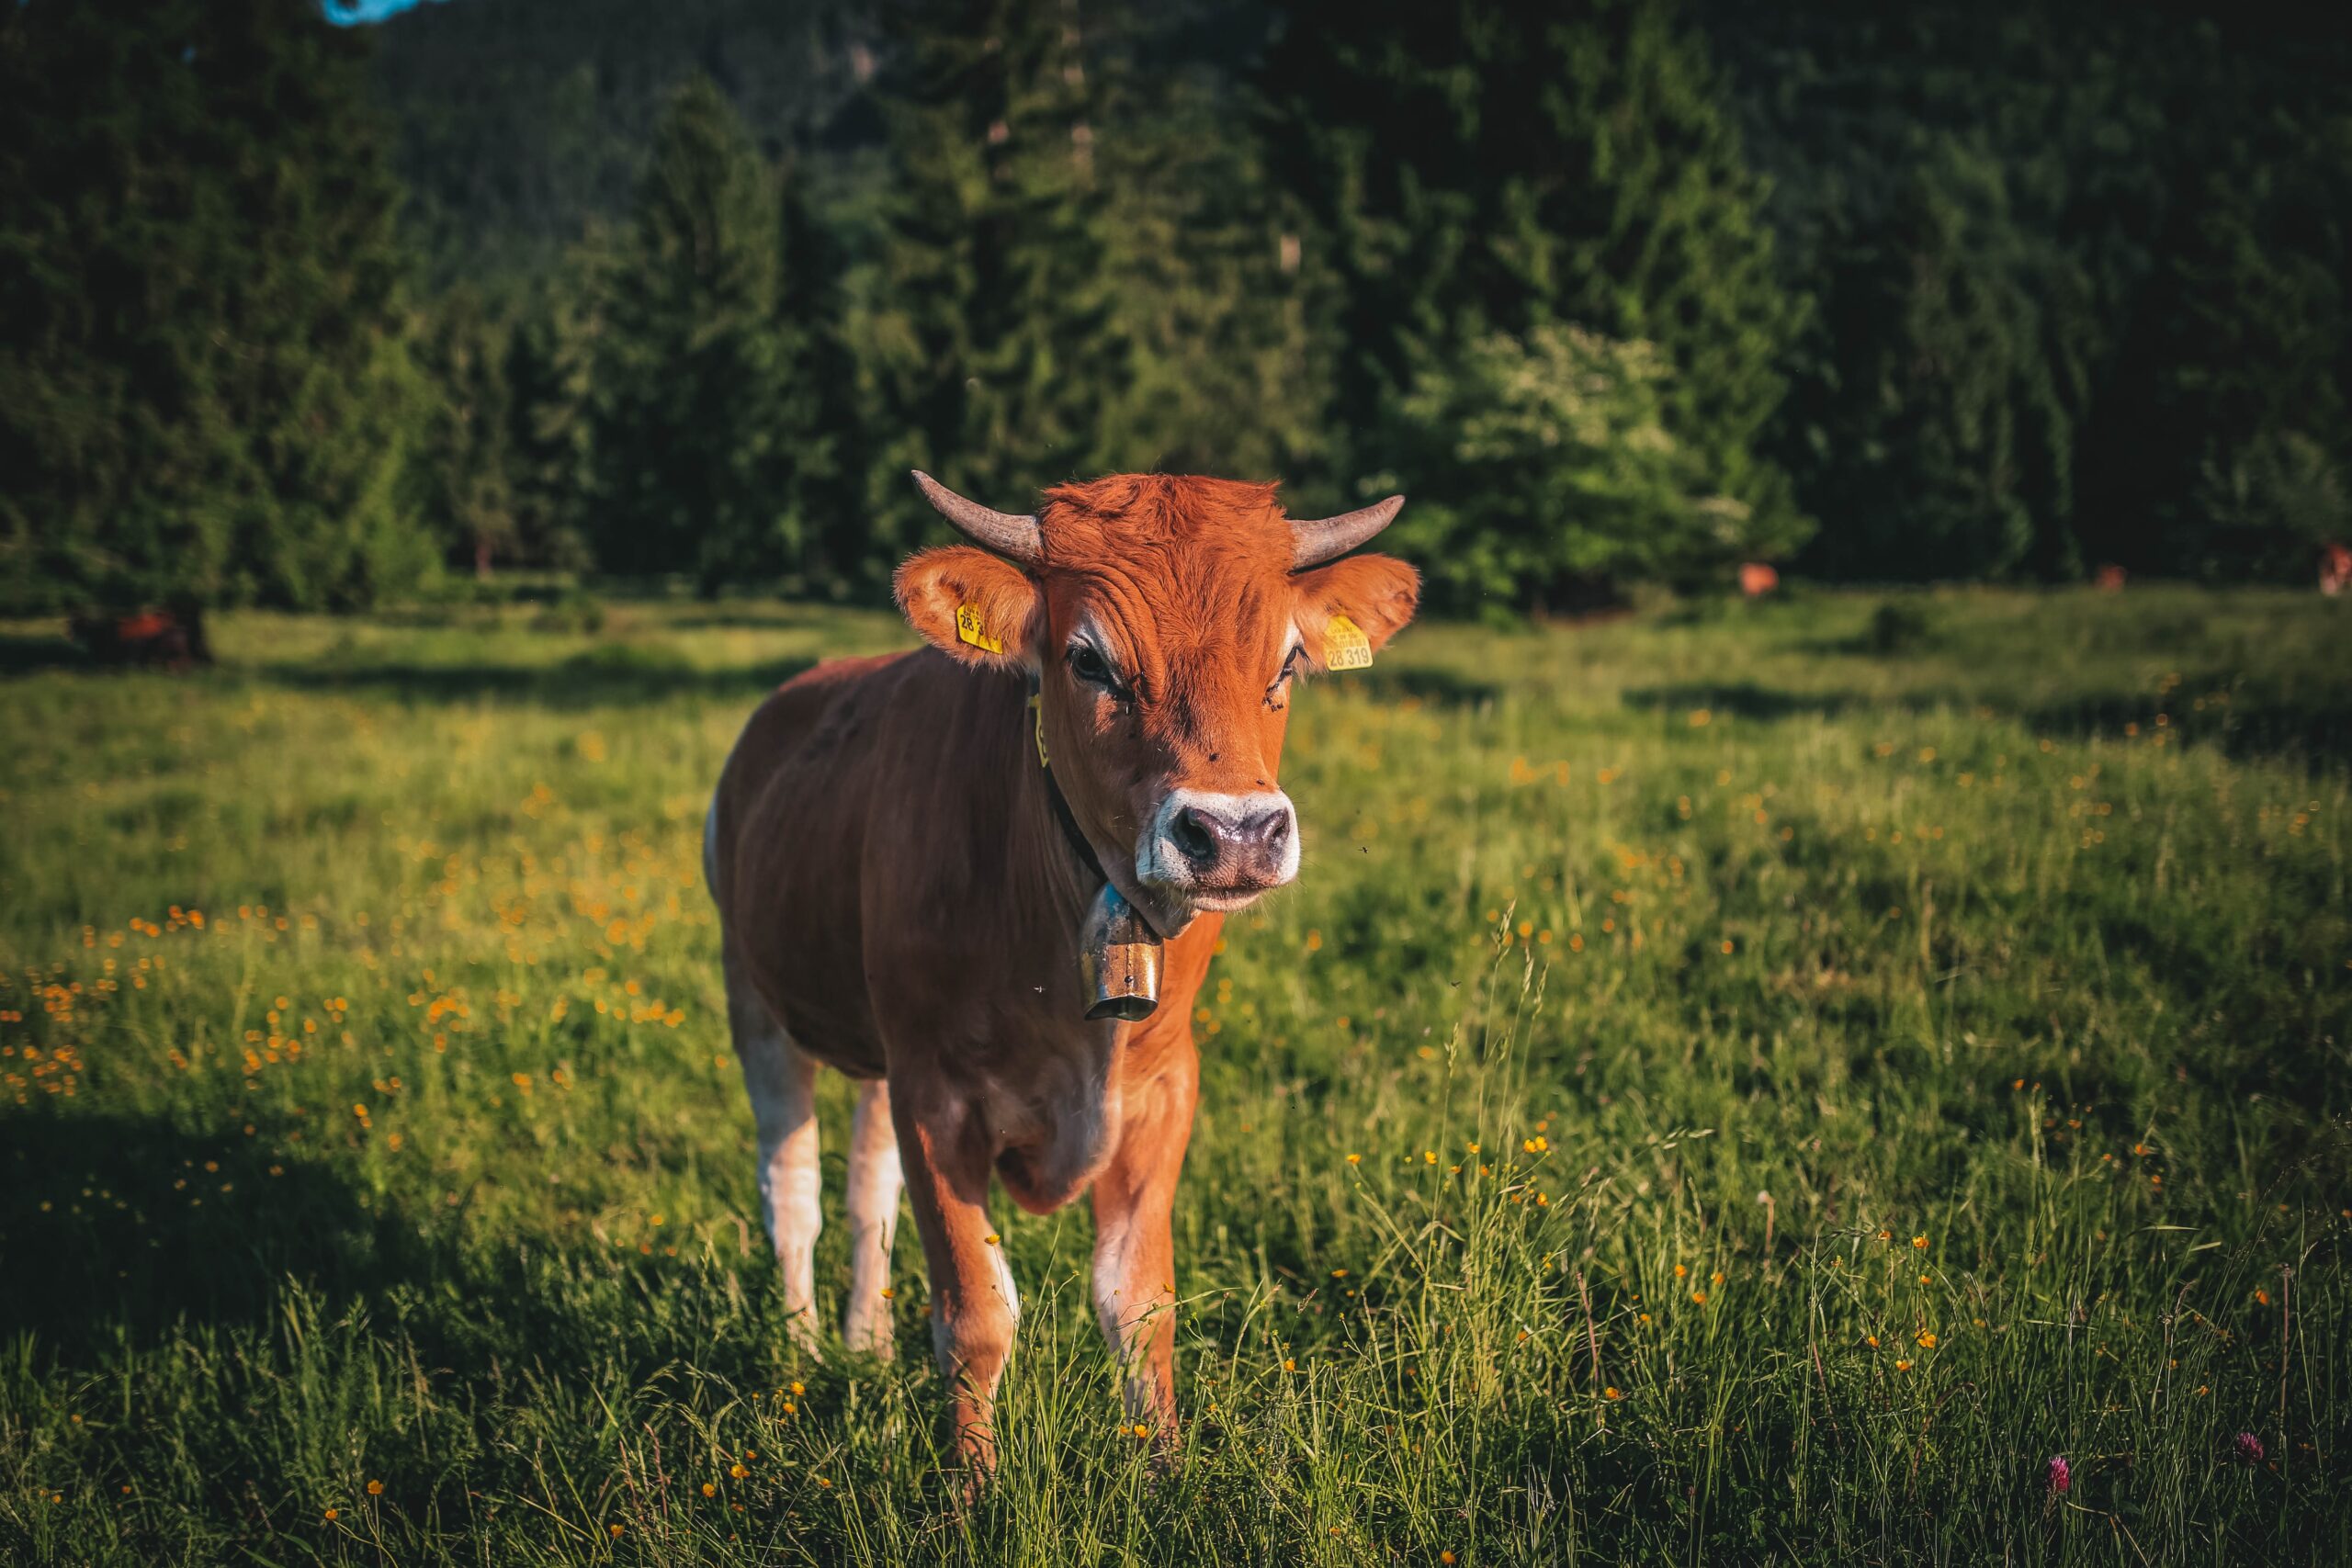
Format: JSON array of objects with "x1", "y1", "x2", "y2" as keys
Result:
[
  {"x1": 992, "y1": 1243, "x2": 1022, "y2": 1325},
  {"x1": 1091, "y1": 1219, "x2": 1159, "y2": 1418},
  {"x1": 841, "y1": 1077, "x2": 904, "y2": 1357},
  {"x1": 725, "y1": 946, "x2": 821, "y2": 1353}
]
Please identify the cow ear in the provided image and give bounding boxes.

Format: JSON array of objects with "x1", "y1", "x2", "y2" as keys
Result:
[
  {"x1": 1292, "y1": 553, "x2": 1420, "y2": 671},
  {"x1": 894, "y1": 547, "x2": 1042, "y2": 670}
]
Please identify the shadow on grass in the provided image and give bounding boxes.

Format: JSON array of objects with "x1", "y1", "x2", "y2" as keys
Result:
[
  {"x1": 1622, "y1": 682, "x2": 1864, "y2": 722},
  {"x1": 0, "y1": 1109, "x2": 442, "y2": 1358},
  {"x1": 1624, "y1": 676, "x2": 2352, "y2": 771},
  {"x1": 0, "y1": 627, "x2": 92, "y2": 677},
  {"x1": 662, "y1": 608, "x2": 869, "y2": 632},
  {"x1": 0, "y1": 1107, "x2": 822, "y2": 1399},
  {"x1": 2021, "y1": 686, "x2": 2352, "y2": 772},
  {"x1": 1354, "y1": 664, "x2": 1505, "y2": 709},
  {"x1": 252, "y1": 648, "x2": 821, "y2": 710}
]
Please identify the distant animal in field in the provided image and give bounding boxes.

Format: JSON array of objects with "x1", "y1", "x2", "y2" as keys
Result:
[
  {"x1": 69, "y1": 607, "x2": 210, "y2": 669},
  {"x1": 2321, "y1": 541, "x2": 2350, "y2": 596},
  {"x1": 704, "y1": 470, "x2": 1418, "y2": 1470}
]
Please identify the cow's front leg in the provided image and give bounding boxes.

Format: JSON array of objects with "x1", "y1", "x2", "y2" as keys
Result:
[
  {"x1": 892, "y1": 1093, "x2": 1018, "y2": 1472},
  {"x1": 1091, "y1": 1043, "x2": 1199, "y2": 1444}
]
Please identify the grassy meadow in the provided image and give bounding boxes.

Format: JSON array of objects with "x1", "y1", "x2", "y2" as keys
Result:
[{"x1": 1, "y1": 585, "x2": 2348, "y2": 1564}]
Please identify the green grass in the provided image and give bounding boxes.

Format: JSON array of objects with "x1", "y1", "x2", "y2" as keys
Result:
[{"x1": 1, "y1": 585, "x2": 2347, "y2": 1564}]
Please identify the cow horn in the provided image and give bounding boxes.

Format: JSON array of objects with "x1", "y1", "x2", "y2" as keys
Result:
[
  {"x1": 1290, "y1": 495, "x2": 1406, "y2": 569},
  {"x1": 911, "y1": 470, "x2": 1043, "y2": 565}
]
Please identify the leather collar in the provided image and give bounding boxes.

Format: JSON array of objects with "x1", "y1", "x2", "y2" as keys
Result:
[
  {"x1": 1028, "y1": 675, "x2": 1167, "y2": 942},
  {"x1": 1028, "y1": 676, "x2": 1106, "y2": 886}
]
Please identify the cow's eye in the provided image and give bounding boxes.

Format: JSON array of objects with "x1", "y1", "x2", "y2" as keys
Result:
[
  {"x1": 1268, "y1": 645, "x2": 1304, "y2": 704},
  {"x1": 1068, "y1": 643, "x2": 1115, "y2": 690}
]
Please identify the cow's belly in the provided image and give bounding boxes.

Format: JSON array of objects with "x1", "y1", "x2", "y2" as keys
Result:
[
  {"x1": 731, "y1": 886, "x2": 887, "y2": 1077},
  {"x1": 775, "y1": 996, "x2": 887, "y2": 1079}
]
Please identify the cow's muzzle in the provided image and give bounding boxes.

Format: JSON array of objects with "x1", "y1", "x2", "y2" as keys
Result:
[{"x1": 1139, "y1": 788, "x2": 1300, "y2": 911}]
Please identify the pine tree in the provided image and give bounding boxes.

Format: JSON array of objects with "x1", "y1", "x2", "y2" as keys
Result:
[
  {"x1": 589, "y1": 75, "x2": 811, "y2": 591},
  {"x1": 504, "y1": 267, "x2": 602, "y2": 575},
  {"x1": 1266, "y1": 0, "x2": 1808, "y2": 567},
  {"x1": 771, "y1": 159, "x2": 855, "y2": 593},
  {"x1": 1711, "y1": 5, "x2": 2170, "y2": 581},
  {"x1": 1088, "y1": 34, "x2": 1339, "y2": 491},
  {"x1": 0, "y1": 0, "x2": 436, "y2": 614},
  {"x1": 411, "y1": 285, "x2": 517, "y2": 578},
  {"x1": 2078, "y1": 83, "x2": 2352, "y2": 580},
  {"x1": 855, "y1": 0, "x2": 1116, "y2": 538},
  {"x1": 1779, "y1": 132, "x2": 2086, "y2": 581}
]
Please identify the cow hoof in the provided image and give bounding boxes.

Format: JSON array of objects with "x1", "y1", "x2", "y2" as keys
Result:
[
  {"x1": 842, "y1": 1315, "x2": 896, "y2": 1362},
  {"x1": 954, "y1": 1440, "x2": 997, "y2": 1506}
]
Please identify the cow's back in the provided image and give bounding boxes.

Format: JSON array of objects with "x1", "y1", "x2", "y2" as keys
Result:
[{"x1": 712, "y1": 645, "x2": 1091, "y2": 1086}]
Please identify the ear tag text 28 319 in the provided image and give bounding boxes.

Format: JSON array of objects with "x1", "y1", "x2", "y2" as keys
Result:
[
  {"x1": 1323, "y1": 614, "x2": 1374, "y2": 671},
  {"x1": 955, "y1": 603, "x2": 1003, "y2": 656}
]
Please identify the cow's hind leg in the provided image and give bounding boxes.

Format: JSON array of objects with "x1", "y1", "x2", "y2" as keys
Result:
[
  {"x1": 841, "y1": 1077, "x2": 904, "y2": 1358},
  {"x1": 724, "y1": 942, "x2": 822, "y2": 1355}
]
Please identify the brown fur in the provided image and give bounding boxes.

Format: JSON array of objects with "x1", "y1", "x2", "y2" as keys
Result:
[{"x1": 708, "y1": 474, "x2": 1418, "y2": 1467}]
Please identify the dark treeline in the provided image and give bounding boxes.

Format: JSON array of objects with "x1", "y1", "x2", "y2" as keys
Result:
[{"x1": 4, "y1": 0, "x2": 2347, "y2": 617}]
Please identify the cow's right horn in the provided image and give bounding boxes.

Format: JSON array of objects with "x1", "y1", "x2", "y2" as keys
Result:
[
  {"x1": 1289, "y1": 494, "x2": 1406, "y2": 569},
  {"x1": 911, "y1": 470, "x2": 1043, "y2": 566}
]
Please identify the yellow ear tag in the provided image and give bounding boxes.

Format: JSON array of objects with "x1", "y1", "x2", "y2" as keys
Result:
[
  {"x1": 1029, "y1": 693, "x2": 1049, "y2": 768},
  {"x1": 955, "y1": 603, "x2": 1004, "y2": 655},
  {"x1": 1323, "y1": 615, "x2": 1374, "y2": 671}
]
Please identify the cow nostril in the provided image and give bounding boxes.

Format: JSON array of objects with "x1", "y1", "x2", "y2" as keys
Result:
[
  {"x1": 1170, "y1": 807, "x2": 1218, "y2": 866},
  {"x1": 1247, "y1": 808, "x2": 1291, "y2": 853}
]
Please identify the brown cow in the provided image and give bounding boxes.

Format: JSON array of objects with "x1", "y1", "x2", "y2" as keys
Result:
[{"x1": 704, "y1": 470, "x2": 1418, "y2": 1468}]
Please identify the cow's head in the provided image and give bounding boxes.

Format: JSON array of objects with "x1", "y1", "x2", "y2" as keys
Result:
[{"x1": 895, "y1": 471, "x2": 1419, "y2": 935}]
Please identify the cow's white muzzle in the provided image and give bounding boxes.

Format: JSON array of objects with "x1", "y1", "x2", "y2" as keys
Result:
[{"x1": 1137, "y1": 788, "x2": 1300, "y2": 911}]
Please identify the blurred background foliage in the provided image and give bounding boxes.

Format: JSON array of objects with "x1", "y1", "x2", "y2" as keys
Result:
[{"x1": 3, "y1": 0, "x2": 2349, "y2": 615}]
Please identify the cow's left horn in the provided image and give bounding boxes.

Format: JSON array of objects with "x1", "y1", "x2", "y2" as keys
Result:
[
  {"x1": 911, "y1": 470, "x2": 1043, "y2": 566},
  {"x1": 1290, "y1": 495, "x2": 1405, "y2": 569}
]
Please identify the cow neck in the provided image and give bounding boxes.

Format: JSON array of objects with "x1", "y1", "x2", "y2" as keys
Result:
[
  {"x1": 1023, "y1": 671, "x2": 1166, "y2": 942},
  {"x1": 1025, "y1": 671, "x2": 1107, "y2": 890}
]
